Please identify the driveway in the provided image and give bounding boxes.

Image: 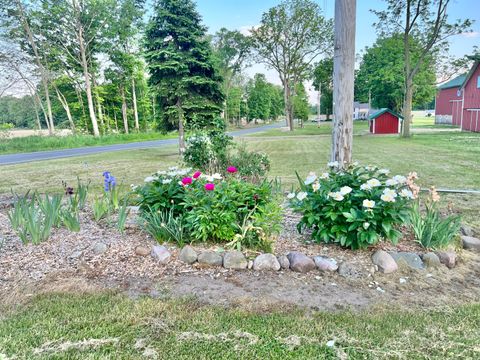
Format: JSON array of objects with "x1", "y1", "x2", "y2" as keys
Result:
[{"x1": 0, "y1": 123, "x2": 282, "y2": 166}]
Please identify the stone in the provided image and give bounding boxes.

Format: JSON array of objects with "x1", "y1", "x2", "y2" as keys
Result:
[
  {"x1": 253, "y1": 253, "x2": 281, "y2": 271},
  {"x1": 337, "y1": 262, "x2": 363, "y2": 278},
  {"x1": 151, "y1": 245, "x2": 171, "y2": 264},
  {"x1": 460, "y1": 224, "x2": 474, "y2": 237},
  {"x1": 286, "y1": 252, "x2": 316, "y2": 273},
  {"x1": 247, "y1": 260, "x2": 254, "y2": 269},
  {"x1": 371, "y1": 250, "x2": 398, "y2": 274},
  {"x1": 68, "y1": 250, "x2": 83, "y2": 260},
  {"x1": 461, "y1": 236, "x2": 480, "y2": 251},
  {"x1": 135, "y1": 246, "x2": 150, "y2": 256},
  {"x1": 277, "y1": 255, "x2": 290, "y2": 269},
  {"x1": 436, "y1": 251, "x2": 456, "y2": 269},
  {"x1": 223, "y1": 251, "x2": 248, "y2": 270},
  {"x1": 422, "y1": 252, "x2": 441, "y2": 268},
  {"x1": 179, "y1": 245, "x2": 198, "y2": 264},
  {"x1": 197, "y1": 251, "x2": 223, "y2": 266},
  {"x1": 92, "y1": 242, "x2": 108, "y2": 255},
  {"x1": 313, "y1": 256, "x2": 338, "y2": 272},
  {"x1": 389, "y1": 252, "x2": 424, "y2": 270}
]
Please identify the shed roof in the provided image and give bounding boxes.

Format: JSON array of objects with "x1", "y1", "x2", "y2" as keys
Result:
[
  {"x1": 460, "y1": 59, "x2": 480, "y2": 91},
  {"x1": 368, "y1": 108, "x2": 403, "y2": 120},
  {"x1": 438, "y1": 74, "x2": 467, "y2": 90}
]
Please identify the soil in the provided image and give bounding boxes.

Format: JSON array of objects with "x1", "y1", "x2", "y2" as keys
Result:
[{"x1": 1, "y1": 196, "x2": 479, "y2": 312}]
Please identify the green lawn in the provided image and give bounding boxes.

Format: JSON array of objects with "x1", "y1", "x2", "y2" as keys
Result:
[
  {"x1": 0, "y1": 293, "x2": 479, "y2": 359},
  {"x1": 0, "y1": 131, "x2": 177, "y2": 155}
]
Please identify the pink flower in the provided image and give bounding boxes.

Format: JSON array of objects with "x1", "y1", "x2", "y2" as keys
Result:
[
  {"x1": 193, "y1": 171, "x2": 201, "y2": 179},
  {"x1": 205, "y1": 183, "x2": 215, "y2": 191},
  {"x1": 227, "y1": 166, "x2": 238, "y2": 174},
  {"x1": 182, "y1": 177, "x2": 193, "y2": 185}
]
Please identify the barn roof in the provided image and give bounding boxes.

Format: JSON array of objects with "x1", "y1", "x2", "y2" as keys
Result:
[
  {"x1": 438, "y1": 74, "x2": 467, "y2": 90},
  {"x1": 460, "y1": 58, "x2": 480, "y2": 91},
  {"x1": 368, "y1": 108, "x2": 403, "y2": 120}
]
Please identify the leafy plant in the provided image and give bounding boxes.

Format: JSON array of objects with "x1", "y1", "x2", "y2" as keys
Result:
[
  {"x1": 92, "y1": 196, "x2": 109, "y2": 222},
  {"x1": 116, "y1": 199, "x2": 131, "y2": 234},
  {"x1": 141, "y1": 208, "x2": 186, "y2": 246},
  {"x1": 409, "y1": 190, "x2": 461, "y2": 249},
  {"x1": 65, "y1": 177, "x2": 90, "y2": 211},
  {"x1": 60, "y1": 208, "x2": 80, "y2": 232},
  {"x1": 229, "y1": 143, "x2": 270, "y2": 182},
  {"x1": 289, "y1": 163, "x2": 415, "y2": 249},
  {"x1": 37, "y1": 194, "x2": 63, "y2": 228}
]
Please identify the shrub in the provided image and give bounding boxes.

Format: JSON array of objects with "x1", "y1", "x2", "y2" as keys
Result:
[
  {"x1": 228, "y1": 143, "x2": 270, "y2": 183},
  {"x1": 289, "y1": 162, "x2": 416, "y2": 250},
  {"x1": 409, "y1": 187, "x2": 461, "y2": 249},
  {"x1": 134, "y1": 167, "x2": 282, "y2": 250}
]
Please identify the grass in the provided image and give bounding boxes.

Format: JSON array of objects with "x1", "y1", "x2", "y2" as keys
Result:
[
  {"x1": 0, "y1": 131, "x2": 176, "y2": 155},
  {"x1": 0, "y1": 293, "x2": 479, "y2": 359}
]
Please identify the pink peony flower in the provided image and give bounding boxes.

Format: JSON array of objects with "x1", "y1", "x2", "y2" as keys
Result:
[
  {"x1": 227, "y1": 166, "x2": 238, "y2": 174},
  {"x1": 182, "y1": 177, "x2": 193, "y2": 185},
  {"x1": 193, "y1": 171, "x2": 202, "y2": 179},
  {"x1": 204, "y1": 183, "x2": 215, "y2": 191}
]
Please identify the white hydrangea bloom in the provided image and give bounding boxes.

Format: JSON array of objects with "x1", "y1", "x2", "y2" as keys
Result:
[
  {"x1": 304, "y1": 174, "x2": 317, "y2": 185},
  {"x1": 162, "y1": 179, "x2": 172, "y2": 184},
  {"x1": 339, "y1": 186, "x2": 352, "y2": 195},
  {"x1": 362, "y1": 199, "x2": 375, "y2": 208},
  {"x1": 287, "y1": 192, "x2": 296, "y2": 199},
  {"x1": 144, "y1": 176, "x2": 155, "y2": 183},
  {"x1": 296, "y1": 192, "x2": 308, "y2": 201},
  {"x1": 212, "y1": 173, "x2": 223, "y2": 180}
]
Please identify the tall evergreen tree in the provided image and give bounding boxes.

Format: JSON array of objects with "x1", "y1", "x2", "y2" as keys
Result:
[{"x1": 144, "y1": 0, "x2": 224, "y2": 152}]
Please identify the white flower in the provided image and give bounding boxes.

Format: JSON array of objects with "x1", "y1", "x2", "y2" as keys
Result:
[
  {"x1": 328, "y1": 192, "x2": 344, "y2": 201},
  {"x1": 144, "y1": 176, "x2": 155, "y2": 183},
  {"x1": 162, "y1": 179, "x2": 172, "y2": 184},
  {"x1": 363, "y1": 222, "x2": 370, "y2": 229},
  {"x1": 178, "y1": 181, "x2": 183, "y2": 186},
  {"x1": 363, "y1": 199, "x2": 375, "y2": 208},
  {"x1": 378, "y1": 168, "x2": 390, "y2": 175},
  {"x1": 296, "y1": 192, "x2": 308, "y2": 201},
  {"x1": 327, "y1": 161, "x2": 339, "y2": 168},
  {"x1": 383, "y1": 188, "x2": 398, "y2": 198},
  {"x1": 304, "y1": 174, "x2": 317, "y2": 185},
  {"x1": 399, "y1": 188, "x2": 414, "y2": 199},
  {"x1": 130, "y1": 184, "x2": 138, "y2": 191},
  {"x1": 167, "y1": 171, "x2": 177, "y2": 177},
  {"x1": 156, "y1": 170, "x2": 166, "y2": 175},
  {"x1": 312, "y1": 183, "x2": 320, "y2": 192},
  {"x1": 319, "y1": 172, "x2": 330, "y2": 180},
  {"x1": 365, "y1": 165, "x2": 377, "y2": 171},
  {"x1": 205, "y1": 175, "x2": 214, "y2": 182},
  {"x1": 212, "y1": 173, "x2": 223, "y2": 180},
  {"x1": 393, "y1": 175, "x2": 407, "y2": 184},
  {"x1": 339, "y1": 186, "x2": 352, "y2": 195},
  {"x1": 381, "y1": 194, "x2": 396, "y2": 202},
  {"x1": 366, "y1": 178, "x2": 381, "y2": 187},
  {"x1": 176, "y1": 169, "x2": 188, "y2": 176},
  {"x1": 360, "y1": 183, "x2": 372, "y2": 191},
  {"x1": 287, "y1": 192, "x2": 296, "y2": 199},
  {"x1": 385, "y1": 179, "x2": 398, "y2": 186}
]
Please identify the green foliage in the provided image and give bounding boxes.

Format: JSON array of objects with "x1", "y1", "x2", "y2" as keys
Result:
[
  {"x1": 409, "y1": 199, "x2": 461, "y2": 250},
  {"x1": 60, "y1": 208, "x2": 80, "y2": 232},
  {"x1": 290, "y1": 163, "x2": 414, "y2": 249},
  {"x1": 141, "y1": 209, "x2": 186, "y2": 246},
  {"x1": 293, "y1": 82, "x2": 309, "y2": 123},
  {"x1": 228, "y1": 144, "x2": 270, "y2": 183},
  {"x1": 312, "y1": 58, "x2": 333, "y2": 119},
  {"x1": 92, "y1": 196, "x2": 110, "y2": 222},
  {"x1": 37, "y1": 194, "x2": 63, "y2": 228},
  {"x1": 116, "y1": 199, "x2": 131, "y2": 234},
  {"x1": 355, "y1": 35, "x2": 436, "y2": 111},
  {"x1": 144, "y1": 0, "x2": 224, "y2": 131}
]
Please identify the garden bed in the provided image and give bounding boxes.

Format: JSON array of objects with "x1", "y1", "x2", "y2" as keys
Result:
[{"x1": 1, "y1": 197, "x2": 479, "y2": 312}]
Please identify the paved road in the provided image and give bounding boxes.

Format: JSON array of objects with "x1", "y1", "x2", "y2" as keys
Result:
[{"x1": 0, "y1": 123, "x2": 282, "y2": 166}]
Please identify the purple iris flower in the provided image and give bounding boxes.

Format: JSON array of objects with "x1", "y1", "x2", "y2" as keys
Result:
[{"x1": 103, "y1": 171, "x2": 116, "y2": 192}]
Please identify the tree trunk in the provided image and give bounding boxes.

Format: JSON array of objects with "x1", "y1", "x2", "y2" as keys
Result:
[
  {"x1": 114, "y1": 110, "x2": 119, "y2": 132},
  {"x1": 121, "y1": 86, "x2": 129, "y2": 134},
  {"x1": 331, "y1": 0, "x2": 356, "y2": 167},
  {"x1": 402, "y1": 16, "x2": 412, "y2": 138},
  {"x1": 55, "y1": 87, "x2": 76, "y2": 134},
  {"x1": 283, "y1": 81, "x2": 294, "y2": 130},
  {"x1": 131, "y1": 77, "x2": 140, "y2": 132},
  {"x1": 32, "y1": 96, "x2": 42, "y2": 131},
  {"x1": 74, "y1": 0, "x2": 99, "y2": 137},
  {"x1": 15, "y1": 0, "x2": 54, "y2": 135},
  {"x1": 177, "y1": 98, "x2": 185, "y2": 154},
  {"x1": 93, "y1": 78, "x2": 104, "y2": 134}
]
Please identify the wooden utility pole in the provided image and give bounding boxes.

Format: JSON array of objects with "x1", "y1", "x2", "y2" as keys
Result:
[{"x1": 331, "y1": 0, "x2": 356, "y2": 167}]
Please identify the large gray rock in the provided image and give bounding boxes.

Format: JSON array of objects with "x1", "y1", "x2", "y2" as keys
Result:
[
  {"x1": 223, "y1": 251, "x2": 248, "y2": 270},
  {"x1": 151, "y1": 245, "x2": 171, "y2": 264},
  {"x1": 277, "y1": 255, "x2": 290, "y2": 270},
  {"x1": 253, "y1": 253, "x2": 281, "y2": 271},
  {"x1": 422, "y1": 252, "x2": 441, "y2": 268},
  {"x1": 436, "y1": 251, "x2": 456, "y2": 269},
  {"x1": 313, "y1": 256, "x2": 338, "y2": 272},
  {"x1": 287, "y1": 252, "x2": 316, "y2": 273},
  {"x1": 92, "y1": 242, "x2": 108, "y2": 255},
  {"x1": 389, "y1": 252, "x2": 424, "y2": 270},
  {"x1": 198, "y1": 251, "x2": 223, "y2": 266},
  {"x1": 179, "y1": 245, "x2": 198, "y2": 264},
  {"x1": 337, "y1": 262, "x2": 363, "y2": 278},
  {"x1": 461, "y1": 236, "x2": 480, "y2": 251},
  {"x1": 371, "y1": 250, "x2": 398, "y2": 274},
  {"x1": 460, "y1": 224, "x2": 474, "y2": 237}
]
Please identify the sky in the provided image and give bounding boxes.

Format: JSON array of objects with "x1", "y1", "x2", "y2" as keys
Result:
[{"x1": 196, "y1": 0, "x2": 480, "y2": 102}]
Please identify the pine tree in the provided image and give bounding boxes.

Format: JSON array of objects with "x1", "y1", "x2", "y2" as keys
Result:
[{"x1": 144, "y1": 0, "x2": 224, "y2": 152}]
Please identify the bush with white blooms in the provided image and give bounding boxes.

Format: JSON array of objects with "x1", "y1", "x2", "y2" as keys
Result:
[{"x1": 288, "y1": 162, "x2": 418, "y2": 249}]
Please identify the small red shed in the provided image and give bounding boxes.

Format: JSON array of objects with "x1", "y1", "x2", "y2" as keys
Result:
[{"x1": 368, "y1": 108, "x2": 403, "y2": 134}]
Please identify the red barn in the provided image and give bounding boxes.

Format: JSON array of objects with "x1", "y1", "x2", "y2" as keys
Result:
[
  {"x1": 435, "y1": 55, "x2": 480, "y2": 132},
  {"x1": 368, "y1": 109, "x2": 402, "y2": 134},
  {"x1": 435, "y1": 74, "x2": 466, "y2": 125}
]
